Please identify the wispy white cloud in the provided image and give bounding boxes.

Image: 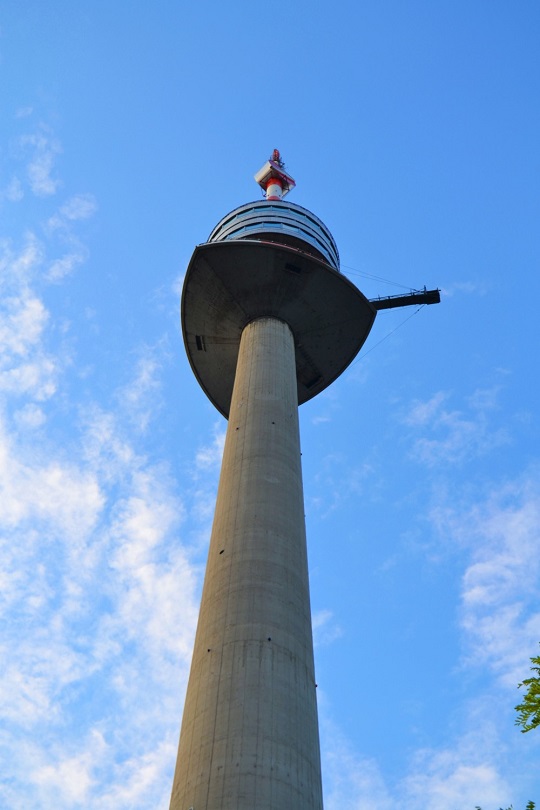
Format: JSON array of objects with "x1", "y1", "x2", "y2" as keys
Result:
[
  {"x1": 15, "y1": 106, "x2": 34, "y2": 119},
  {"x1": 2, "y1": 731, "x2": 104, "y2": 809},
  {"x1": 320, "y1": 702, "x2": 515, "y2": 810},
  {"x1": 430, "y1": 470, "x2": 540, "y2": 686},
  {"x1": 0, "y1": 422, "x2": 104, "y2": 534},
  {"x1": 32, "y1": 742, "x2": 99, "y2": 803},
  {"x1": 195, "y1": 422, "x2": 226, "y2": 470},
  {"x1": 0, "y1": 235, "x2": 61, "y2": 401},
  {"x1": 313, "y1": 609, "x2": 343, "y2": 647},
  {"x1": 13, "y1": 403, "x2": 46, "y2": 429},
  {"x1": 400, "y1": 726, "x2": 510, "y2": 810},
  {"x1": 0, "y1": 294, "x2": 49, "y2": 358},
  {"x1": 43, "y1": 193, "x2": 97, "y2": 281},
  {"x1": 312, "y1": 414, "x2": 332, "y2": 425},
  {"x1": 0, "y1": 355, "x2": 199, "y2": 807},
  {"x1": 0, "y1": 357, "x2": 58, "y2": 400},
  {"x1": 1, "y1": 176, "x2": 24, "y2": 202},
  {"x1": 94, "y1": 738, "x2": 177, "y2": 809},
  {"x1": 441, "y1": 281, "x2": 489, "y2": 298},
  {"x1": 0, "y1": 126, "x2": 200, "y2": 808},
  {"x1": 21, "y1": 128, "x2": 62, "y2": 197},
  {"x1": 316, "y1": 381, "x2": 540, "y2": 810},
  {"x1": 183, "y1": 424, "x2": 227, "y2": 547},
  {"x1": 59, "y1": 193, "x2": 97, "y2": 222},
  {"x1": 46, "y1": 193, "x2": 98, "y2": 232},
  {"x1": 403, "y1": 388, "x2": 510, "y2": 466},
  {"x1": 47, "y1": 250, "x2": 87, "y2": 281},
  {"x1": 172, "y1": 271, "x2": 185, "y2": 301},
  {"x1": 309, "y1": 451, "x2": 374, "y2": 517},
  {"x1": 405, "y1": 391, "x2": 449, "y2": 426},
  {"x1": 0, "y1": 232, "x2": 44, "y2": 288},
  {"x1": 320, "y1": 716, "x2": 392, "y2": 810},
  {"x1": 118, "y1": 350, "x2": 164, "y2": 432}
]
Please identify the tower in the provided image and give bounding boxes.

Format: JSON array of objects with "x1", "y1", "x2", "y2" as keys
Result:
[{"x1": 170, "y1": 151, "x2": 439, "y2": 810}]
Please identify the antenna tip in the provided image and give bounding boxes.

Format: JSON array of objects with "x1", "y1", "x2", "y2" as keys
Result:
[{"x1": 254, "y1": 150, "x2": 296, "y2": 200}]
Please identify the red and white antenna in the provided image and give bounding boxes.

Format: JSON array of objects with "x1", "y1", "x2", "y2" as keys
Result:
[{"x1": 254, "y1": 149, "x2": 296, "y2": 200}]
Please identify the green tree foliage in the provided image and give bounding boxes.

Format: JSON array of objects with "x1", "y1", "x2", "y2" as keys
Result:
[{"x1": 515, "y1": 645, "x2": 540, "y2": 733}]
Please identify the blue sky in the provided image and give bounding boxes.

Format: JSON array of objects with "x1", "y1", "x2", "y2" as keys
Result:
[{"x1": 1, "y1": 2, "x2": 539, "y2": 807}]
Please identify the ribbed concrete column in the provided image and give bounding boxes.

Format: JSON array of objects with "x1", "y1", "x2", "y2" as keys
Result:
[{"x1": 170, "y1": 316, "x2": 323, "y2": 810}]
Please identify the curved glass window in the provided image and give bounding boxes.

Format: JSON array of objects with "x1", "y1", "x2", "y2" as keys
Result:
[{"x1": 208, "y1": 200, "x2": 340, "y2": 270}]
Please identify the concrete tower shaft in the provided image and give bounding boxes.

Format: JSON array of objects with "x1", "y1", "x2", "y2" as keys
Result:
[
  {"x1": 171, "y1": 152, "x2": 386, "y2": 810},
  {"x1": 170, "y1": 317, "x2": 322, "y2": 810}
]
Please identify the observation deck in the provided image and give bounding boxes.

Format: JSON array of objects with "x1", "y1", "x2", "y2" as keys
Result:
[{"x1": 181, "y1": 160, "x2": 376, "y2": 418}]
